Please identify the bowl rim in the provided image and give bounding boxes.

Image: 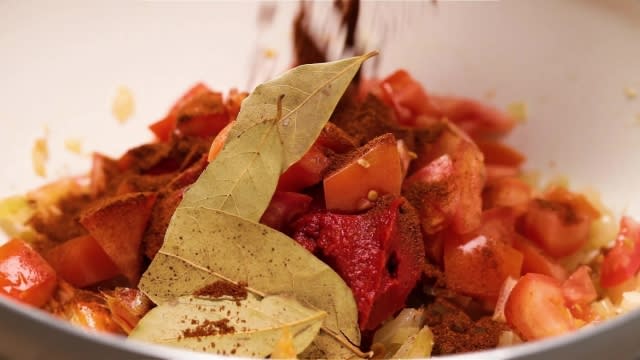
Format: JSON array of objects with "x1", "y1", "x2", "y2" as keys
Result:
[{"x1": 2, "y1": 294, "x2": 639, "y2": 360}]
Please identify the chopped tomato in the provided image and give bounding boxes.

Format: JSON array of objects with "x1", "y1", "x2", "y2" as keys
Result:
[
  {"x1": 476, "y1": 140, "x2": 525, "y2": 168},
  {"x1": 562, "y1": 265, "x2": 597, "y2": 316},
  {"x1": 149, "y1": 83, "x2": 230, "y2": 141},
  {"x1": 367, "y1": 70, "x2": 516, "y2": 137},
  {"x1": 174, "y1": 90, "x2": 229, "y2": 138},
  {"x1": 482, "y1": 176, "x2": 532, "y2": 214},
  {"x1": 79, "y1": 192, "x2": 157, "y2": 284},
  {"x1": 443, "y1": 208, "x2": 523, "y2": 299},
  {"x1": 513, "y1": 236, "x2": 568, "y2": 281},
  {"x1": 520, "y1": 193, "x2": 596, "y2": 258},
  {"x1": 377, "y1": 70, "x2": 439, "y2": 127},
  {"x1": 324, "y1": 134, "x2": 403, "y2": 212},
  {"x1": 544, "y1": 187, "x2": 601, "y2": 220},
  {"x1": 46, "y1": 235, "x2": 120, "y2": 288},
  {"x1": 224, "y1": 88, "x2": 248, "y2": 122},
  {"x1": 278, "y1": 144, "x2": 331, "y2": 192},
  {"x1": 104, "y1": 287, "x2": 152, "y2": 334},
  {"x1": 291, "y1": 197, "x2": 424, "y2": 330},
  {"x1": 405, "y1": 130, "x2": 485, "y2": 234},
  {"x1": 149, "y1": 83, "x2": 211, "y2": 141},
  {"x1": 315, "y1": 122, "x2": 357, "y2": 154},
  {"x1": 396, "y1": 140, "x2": 413, "y2": 178},
  {"x1": 0, "y1": 239, "x2": 57, "y2": 307},
  {"x1": 67, "y1": 300, "x2": 124, "y2": 334},
  {"x1": 207, "y1": 121, "x2": 234, "y2": 162},
  {"x1": 260, "y1": 191, "x2": 312, "y2": 231},
  {"x1": 485, "y1": 165, "x2": 520, "y2": 180},
  {"x1": 505, "y1": 273, "x2": 575, "y2": 340},
  {"x1": 600, "y1": 216, "x2": 640, "y2": 288},
  {"x1": 89, "y1": 153, "x2": 120, "y2": 196},
  {"x1": 430, "y1": 95, "x2": 516, "y2": 139}
]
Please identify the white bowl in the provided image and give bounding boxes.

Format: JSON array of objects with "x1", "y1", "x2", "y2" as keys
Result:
[{"x1": 1, "y1": 1, "x2": 640, "y2": 359}]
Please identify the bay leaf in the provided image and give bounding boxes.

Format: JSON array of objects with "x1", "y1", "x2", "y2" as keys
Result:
[
  {"x1": 179, "y1": 52, "x2": 377, "y2": 221},
  {"x1": 139, "y1": 207, "x2": 363, "y2": 358},
  {"x1": 129, "y1": 293, "x2": 325, "y2": 358}
]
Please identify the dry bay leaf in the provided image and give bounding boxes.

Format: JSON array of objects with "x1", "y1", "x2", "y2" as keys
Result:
[
  {"x1": 139, "y1": 207, "x2": 361, "y2": 358},
  {"x1": 180, "y1": 52, "x2": 377, "y2": 221},
  {"x1": 139, "y1": 53, "x2": 378, "y2": 359},
  {"x1": 129, "y1": 293, "x2": 325, "y2": 357}
]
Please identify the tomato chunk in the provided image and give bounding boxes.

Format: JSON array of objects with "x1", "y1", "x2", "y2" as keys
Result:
[
  {"x1": 278, "y1": 144, "x2": 331, "y2": 192},
  {"x1": 149, "y1": 83, "x2": 211, "y2": 141},
  {"x1": 46, "y1": 235, "x2": 120, "y2": 288},
  {"x1": 520, "y1": 188, "x2": 598, "y2": 258},
  {"x1": 562, "y1": 265, "x2": 597, "y2": 308},
  {"x1": 291, "y1": 197, "x2": 424, "y2": 330},
  {"x1": 80, "y1": 192, "x2": 157, "y2": 284},
  {"x1": 476, "y1": 140, "x2": 525, "y2": 168},
  {"x1": 0, "y1": 239, "x2": 57, "y2": 307},
  {"x1": 149, "y1": 83, "x2": 231, "y2": 141},
  {"x1": 368, "y1": 70, "x2": 516, "y2": 137},
  {"x1": 443, "y1": 209, "x2": 523, "y2": 299},
  {"x1": 404, "y1": 127, "x2": 485, "y2": 234},
  {"x1": 260, "y1": 191, "x2": 312, "y2": 231},
  {"x1": 324, "y1": 134, "x2": 402, "y2": 212},
  {"x1": 377, "y1": 70, "x2": 439, "y2": 127},
  {"x1": 104, "y1": 287, "x2": 152, "y2": 334},
  {"x1": 513, "y1": 236, "x2": 568, "y2": 281},
  {"x1": 505, "y1": 273, "x2": 575, "y2": 340},
  {"x1": 600, "y1": 216, "x2": 640, "y2": 288},
  {"x1": 482, "y1": 176, "x2": 532, "y2": 214}
]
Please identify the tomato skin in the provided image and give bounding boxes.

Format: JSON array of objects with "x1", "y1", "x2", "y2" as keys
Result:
[
  {"x1": 46, "y1": 235, "x2": 120, "y2": 288},
  {"x1": 443, "y1": 208, "x2": 523, "y2": 299},
  {"x1": 505, "y1": 273, "x2": 575, "y2": 340},
  {"x1": 324, "y1": 134, "x2": 403, "y2": 212},
  {"x1": 0, "y1": 239, "x2": 57, "y2": 308},
  {"x1": 600, "y1": 216, "x2": 640, "y2": 288}
]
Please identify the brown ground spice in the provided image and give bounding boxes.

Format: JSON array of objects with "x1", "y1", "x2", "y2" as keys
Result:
[
  {"x1": 293, "y1": 7, "x2": 326, "y2": 66},
  {"x1": 424, "y1": 298, "x2": 506, "y2": 355},
  {"x1": 193, "y1": 281, "x2": 248, "y2": 301},
  {"x1": 331, "y1": 94, "x2": 416, "y2": 148},
  {"x1": 182, "y1": 318, "x2": 235, "y2": 338},
  {"x1": 28, "y1": 192, "x2": 92, "y2": 244}
]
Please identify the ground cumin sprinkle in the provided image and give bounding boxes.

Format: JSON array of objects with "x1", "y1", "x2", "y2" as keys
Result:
[
  {"x1": 182, "y1": 318, "x2": 235, "y2": 338},
  {"x1": 193, "y1": 280, "x2": 248, "y2": 300}
]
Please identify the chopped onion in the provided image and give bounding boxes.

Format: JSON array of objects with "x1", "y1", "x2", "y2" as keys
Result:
[
  {"x1": 372, "y1": 308, "x2": 426, "y2": 358},
  {"x1": 591, "y1": 298, "x2": 616, "y2": 320},
  {"x1": 493, "y1": 277, "x2": 517, "y2": 323},
  {"x1": 618, "y1": 291, "x2": 640, "y2": 314},
  {"x1": 0, "y1": 195, "x2": 36, "y2": 241},
  {"x1": 392, "y1": 326, "x2": 434, "y2": 359},
  {"x1": 372, "y1": 308, "x2": 426, "y2": 346},
  {"x1": 497, "y1": 330, "x2": 523, "y2": 347}
]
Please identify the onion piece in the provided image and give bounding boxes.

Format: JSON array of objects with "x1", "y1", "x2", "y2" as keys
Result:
[{"x1": 392, "y1": 326, "x2": 434, "y2": 359}]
